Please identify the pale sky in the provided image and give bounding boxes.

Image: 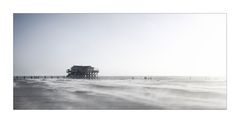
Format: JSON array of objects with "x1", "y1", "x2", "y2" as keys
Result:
[{"x1": 14, "y1": 14, "x2": 226, "y2": 76}]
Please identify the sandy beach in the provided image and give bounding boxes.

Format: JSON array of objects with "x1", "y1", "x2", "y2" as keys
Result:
[{"x1": 14, "y1": 77, "x2": 226, "y2": 110}]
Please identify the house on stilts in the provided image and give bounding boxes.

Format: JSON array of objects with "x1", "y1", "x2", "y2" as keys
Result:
[{"x1": 66, "y1": 65, "x2": 99, "y2": 79}]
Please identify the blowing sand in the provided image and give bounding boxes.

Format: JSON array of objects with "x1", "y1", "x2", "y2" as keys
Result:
[{"x1": 14, "y1": 78, "x2": 226, "y2": 110}]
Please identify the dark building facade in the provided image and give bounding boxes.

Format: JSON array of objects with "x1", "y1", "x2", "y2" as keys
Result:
[{"x1": 66, "y1": 65, "x2": 99, "y2": 79}]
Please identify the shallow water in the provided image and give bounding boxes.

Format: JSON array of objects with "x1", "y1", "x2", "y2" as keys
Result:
[{"x1": 14, "y1": 77, "x2": 226, "y2": 109}]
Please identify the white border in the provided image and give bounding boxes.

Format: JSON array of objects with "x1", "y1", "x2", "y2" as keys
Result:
[{"x1": 1, "y1": 0, "x2": 240, "y2": 123}]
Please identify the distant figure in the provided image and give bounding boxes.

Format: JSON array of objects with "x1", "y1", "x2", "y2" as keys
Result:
[
  {"x1": 132, "y1": 77, "x2": 134, "y2": 80},
  {"x1": 144, "y1": 76, "x2": 147, "y2": 80}
]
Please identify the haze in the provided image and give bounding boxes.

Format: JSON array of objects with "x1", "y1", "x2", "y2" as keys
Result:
[{"x1": 13, "y1": 14, "x2": 226, "y2": 76}]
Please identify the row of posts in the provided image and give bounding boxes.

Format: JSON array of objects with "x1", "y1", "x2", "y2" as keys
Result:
[
  {"x1": 14, "y1": 76, "x2": 66, "y2": 80},
  {"x1": 69, "y1": 72, "x2": 98, "y2": 79}
]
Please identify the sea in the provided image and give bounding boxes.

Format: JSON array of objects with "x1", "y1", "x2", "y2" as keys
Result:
[{"x1": 14, "y1": 76, "x2": 226, "y2": 110}]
